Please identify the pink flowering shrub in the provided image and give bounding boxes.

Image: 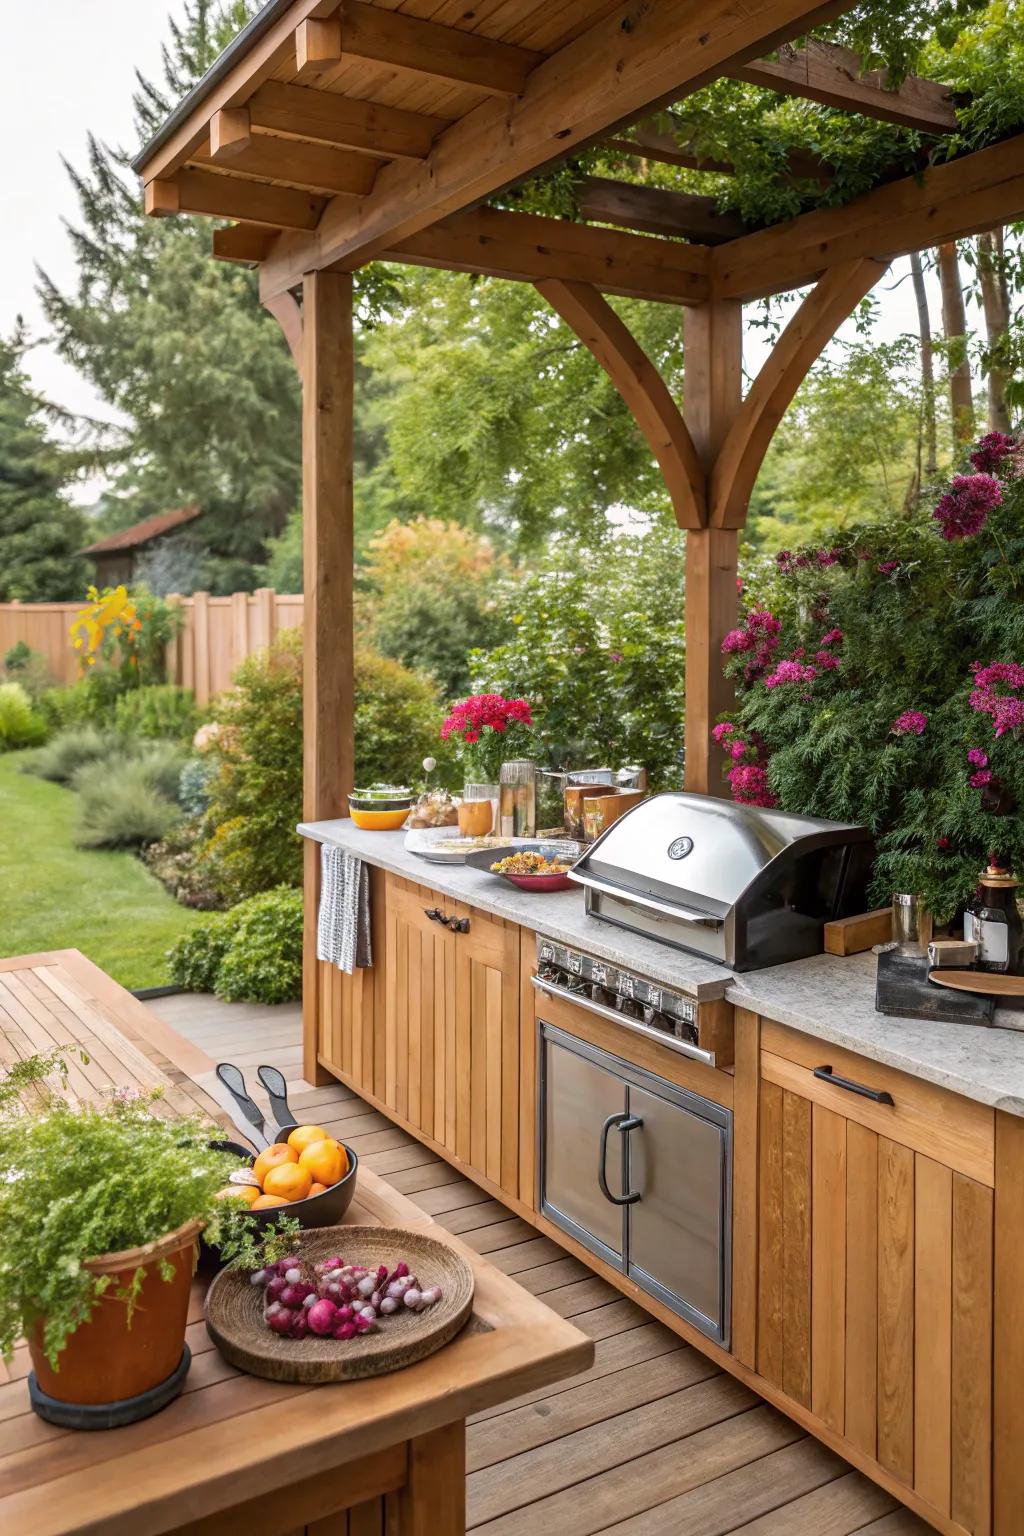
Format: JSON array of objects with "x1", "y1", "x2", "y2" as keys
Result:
[{"x1": 714, "y1": 433, "x2": 1024, "y2": 918}]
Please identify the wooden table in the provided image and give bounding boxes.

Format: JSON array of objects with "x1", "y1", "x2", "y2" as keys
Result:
[{"x1": 0, "y1": 951, "x2": 593, "y2": 1536}]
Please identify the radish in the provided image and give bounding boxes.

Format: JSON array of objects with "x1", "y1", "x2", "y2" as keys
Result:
[
  {"x1": 307, "y1": 1299, "x2": 338, "y2": 1336},
  {"x1": 419, "y1": 1286, "x2": 442, "y2": 1307},
  {"x1": 267, "y1": 1307, "x2": 295, "y2": 1336},
  {"x1": 283, "y1": 1267, "x2": 303, "y2": 1285},
  {"x1": 249, "y1": 1268, "x2": 270, "y2": 1286},
  {"x1": 302, "y1": 1293, "x2": 317, "y2": 1309},
  {"x1": 334, "y1": 1320, "x2": 357, "y2": 1341},
  {"x1": 336, "y1": 1305, "x2": 355, "y2": 1322},
  {"x1": 379, "y1": 1297, "x2": 399, "y2": 1315},
  {"x1": 280, "y1": 1282, "x2": 314, "y2": 1307},
  {"x1": 403, "y1": 1288, "x2": 422, "y2": 1310},
  {"x1": 354, "y1": 1312, "x2": 376, "y2": 1334},
  {"x1": 289, "y1": 1311, "x2": 309, "y2": 1339},
  {"x1": 393, "y1": 1261, "x2": 409, "y2": 1280},
  {"x1": 277, "y1": 1256, "x2": 301, "y2": 1275},
  {"x1": 265, "y1": 1276, "x2": 288, "y2": 1303}
]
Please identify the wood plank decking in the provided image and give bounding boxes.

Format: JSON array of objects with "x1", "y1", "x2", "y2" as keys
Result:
[{"x1": 154, "y1": 991, "x2": 932, "y2": 1536}]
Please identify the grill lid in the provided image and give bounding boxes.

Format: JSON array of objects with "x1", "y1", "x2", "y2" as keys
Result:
[{"x1": 570, "y1": 793, "x2": 871, "y2": 919}]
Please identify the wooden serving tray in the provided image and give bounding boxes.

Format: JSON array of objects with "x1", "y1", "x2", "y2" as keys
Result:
[
  {"x1": 928, "y1": 969, "x2": 1024, "y2": 998},
  {"x1": 206, "y1": 1226, "x2": 474, "y2": 1383}
]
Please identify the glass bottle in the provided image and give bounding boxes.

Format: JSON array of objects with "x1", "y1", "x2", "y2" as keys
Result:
[
  {"x1": 498, "y1": 759, "x2": 537, "y2": 839},
  {"x1": 963, "y1": 860, "x2": 1024, "y2": 975}
]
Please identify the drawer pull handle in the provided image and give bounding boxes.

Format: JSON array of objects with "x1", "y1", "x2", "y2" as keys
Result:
[
  {"x1": 447, "y1": 916, "x2": 470, "y2": 933},
  {"x1": 814, "y1": 1064, "x2": 894, "y2": 1106},
  {"x1": 424, "y1": 907, "x2": 443, "y2": 923},
  {"x1": 598, "y1": 1112, "x2": 643, "y2": 1206}
]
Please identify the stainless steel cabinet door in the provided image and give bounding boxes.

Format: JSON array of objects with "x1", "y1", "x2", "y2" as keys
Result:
[
  {"x1": 541, "y1": 1033, "x2": 626, "y2": 1267},
  {"x1": 627, "y1": 1081, "x2": 729, "y2": 1341}
]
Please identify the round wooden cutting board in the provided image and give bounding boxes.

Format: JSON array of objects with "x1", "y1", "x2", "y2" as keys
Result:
[
  {"x1": 928, "y1": 969, "x2": 1024, "y2": 998},
  {"x1": 205, "y1": 1226, "x2": 475, "y2": 1383}
]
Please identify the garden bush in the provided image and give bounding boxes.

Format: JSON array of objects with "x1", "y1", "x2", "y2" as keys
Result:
[
  {"x1": 72, "y1": 743, "x2": 187, "y2": 806},
  {"x1": 74, "y1": 775, "x2": 181, "y2": 849},
  {"x1": 353, "y1": 648, "x2": 448, "y2": 786},
  {"x1": 168, "y1": 887, "x2": 302, "y2": 1003},
  {"x1": 0, "y1": 682, "x2": 47, "y2": 749},
  {"x1": 114, "y1": 684, "x2": 199, "y2": 742},
  {"x1": 25, "y1": 724, "x2": 119, "y2": 782},
  {"x1": 178, "y1": 755, "x2": 217, "y2": 817},
  {"x1": 2, "y1": 643, "x2": 54, "y2": 703},
  {"x1": 715, "y1": 432, "x2": 1024, "y2": 920},
  {"x1": 38, "y1": 671, "x2": 127, "y2": 730}
]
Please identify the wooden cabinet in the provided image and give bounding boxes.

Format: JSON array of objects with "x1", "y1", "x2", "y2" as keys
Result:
[
  {"x1": 315, "y1": 865, "x2": 387, "y2": 1099},
  {"x1": 756, "y1": 1020, "x2": 994, "y2": 1535}
]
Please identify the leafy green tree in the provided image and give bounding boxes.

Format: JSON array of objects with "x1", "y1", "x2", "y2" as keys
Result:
[{"x1": 0, "y1": 328, "x2": 86, "y2": 601}]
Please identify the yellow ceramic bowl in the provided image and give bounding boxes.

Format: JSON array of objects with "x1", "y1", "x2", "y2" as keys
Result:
[{"x1": 350, "y1": 805, "x2": 410, "y2": 831}]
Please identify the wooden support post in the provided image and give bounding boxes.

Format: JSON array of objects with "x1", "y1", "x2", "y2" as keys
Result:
[
  {"x1": 682, "y1": 299, "x2": 742, "y2": 796},
  {"x1": 302, "y1": 270, "x2": 355, "y2": 1086}
]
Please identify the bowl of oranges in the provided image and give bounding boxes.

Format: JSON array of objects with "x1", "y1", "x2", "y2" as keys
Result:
[{"x1": 213, "y1": 1124, "x2": 358, "y2": 1229}]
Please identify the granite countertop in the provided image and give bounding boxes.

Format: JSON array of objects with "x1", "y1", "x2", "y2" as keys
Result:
[{"x1": 300, "y1": 820, "x2": 1024, "y2": 1117}]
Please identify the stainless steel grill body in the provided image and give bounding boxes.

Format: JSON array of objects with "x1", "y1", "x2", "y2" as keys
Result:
[{"x1": 569, "y1": 793, "x2": 873, "y2": 971}]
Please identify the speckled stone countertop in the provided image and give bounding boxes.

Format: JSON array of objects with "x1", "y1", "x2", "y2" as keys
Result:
[{"x1": 300, "y1": 821, "x2": 1024, "y2": 1116}]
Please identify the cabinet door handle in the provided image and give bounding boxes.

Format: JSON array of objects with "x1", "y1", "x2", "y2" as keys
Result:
[
  {"x1": 598, "y1": 1112, "x2": 643, "y2": 1205},
  {"x1": 423, "y1": 907, "x2": 442, "y2": 923},
  {"x1": 448, "y1": 917, "x2": 470, "y2": 933},
  {"x1": 813, "y1": 1064, "x2": 894, "y2": 1106}
]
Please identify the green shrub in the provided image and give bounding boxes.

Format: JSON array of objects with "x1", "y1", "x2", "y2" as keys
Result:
[
  {"x1": 167, "y1": 911, "x2": 231, "y2": 990},
  {"x1": 354, "y1": 649, "x2": 448, "y2": 786},
  {"x1": 2, "y1": 643, "x2": 54, "y2": 704},
  {"x1": 179, "y1": 755, "x2": 217, "y2": 817},
  {"x1": 72, "y1": 744, "x2": 187, "y2": 805},
  {"x1": 75, "y1": 775, "x2": 181, "y2": 849},
  {"x1": 167, "y1": 887, "x2": 302, "y2": 1003},
  {"x1": 114, "y1": 685, "x2": 199, "y2": 742},
  {"x1": 23, "y1": 724, "x2": 117, "y2": 782},
  {"x1": 0, "y1": 683, "x2": 47, "y2": 749},
  {"x1": 38, "y1": 672, "x2": 127, "y2": 730}
]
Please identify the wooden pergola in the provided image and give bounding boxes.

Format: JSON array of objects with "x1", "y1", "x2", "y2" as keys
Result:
[{"x1": 133, "y1": 0, "x2": 1024, "y2": 1049}]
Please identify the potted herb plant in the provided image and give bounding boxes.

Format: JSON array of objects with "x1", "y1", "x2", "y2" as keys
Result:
[{"x1": 0, "y1": 1057, "x2": 238, "y2": 1427}]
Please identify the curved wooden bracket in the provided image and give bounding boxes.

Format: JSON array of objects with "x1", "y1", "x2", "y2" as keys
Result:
[
  {"x1": 261, "y1": 286, "x2": 304, "y2": 373},
  {"x1": 535, "y1": 278, "x2": 706, "y2": 529},
  {"x1": 709, "y1": 257, "x2": 888, "y2": 528}
]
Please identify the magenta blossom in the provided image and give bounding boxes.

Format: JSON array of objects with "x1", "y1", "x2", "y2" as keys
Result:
[
  {"x1": 932, "y1": 473, "x2": 1002, "y2": 540},
  {"x1": 970, "y1": 432, "x2": 1016, "y2": 474},
  {"x1": 890, "y1": 710, "x2": 928, "y2": 736},
  {"x1": 764, "y1": 659, "x2": 817, "y2": 689},
  {"x1": 820, "y1": 628, "x2": 843, "y2": 648},
  {"x1": 816, "y1": 651, "x2": 842, "y2": 670},
  {"x1": 967, "y1": 748, "x2": 988, "y2": 768},
  {"x1": 877, "y1": 559, "x2": 900, "y2": 574},
  {"x1": 969, "y1": 661, "x2": 1024, "y2": 736},
  {"x1": 970, "y1": 769, "x2": 994, "y2": 788},
  {"x1": 711, "y1": 722, "x2": 735, "y2": 745},
  {"x1": 721, "y1": 627, "x2": 753, "y2": 654},
  {"x1": 727, "y1": 763, "x2": 777, "y2": 809},
  {"x1": 729, "y1": 738, "x2": 748, "y2": 760}
]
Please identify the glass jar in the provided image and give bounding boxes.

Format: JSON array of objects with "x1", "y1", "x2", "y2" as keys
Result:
[{"x1": 498, "y1": 759, "x2": 537, "y2": 839}]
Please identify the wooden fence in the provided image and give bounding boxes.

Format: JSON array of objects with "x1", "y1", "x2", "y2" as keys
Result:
[{"x1": 0, "y1": 589, "x2": 303, "y2": 706}]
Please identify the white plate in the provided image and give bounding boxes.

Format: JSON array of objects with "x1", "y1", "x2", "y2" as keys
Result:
[{"x1": 404, "y1": 828, "x2": 582, "y2": 864}]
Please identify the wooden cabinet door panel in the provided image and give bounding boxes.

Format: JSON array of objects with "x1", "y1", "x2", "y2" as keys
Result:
[
  {"x1": 317, "y1": 866, "x2": 385, "y2": 1098},
  {"x1": 757, "y1": 1074, "x2": 993, "y2": 1533}
]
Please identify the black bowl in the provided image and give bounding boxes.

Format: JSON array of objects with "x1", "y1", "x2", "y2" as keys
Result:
[{"x1": 212, "y1": 1140, "x2": 359, "y2": 1228}]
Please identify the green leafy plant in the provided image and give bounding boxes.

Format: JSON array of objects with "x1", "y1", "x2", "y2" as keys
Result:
[
  {"x1": 24, "y1": 725, "x2": 117, "y2": 783},
  {"x1": 211, "y1": 1207, "x2": 302, "y2": 1272},
  {"x1": 73, "y1": 743, "x2": 187, "y2": 805},
  {"x1": 0, "y1": 682, "x2": 47, "y2": 750},
  {"x1": 114, "y1": 685, "x2": 199, "y2": 742},
  {"x1": 38, "y1": 672, "x2": 129, "y2": 730},
  {"x1": 0, "y1": 1079, "x2": 235, "y2": 1367},
  {"x1": 3, "y1": 643, "x2": 54, "y2": 704},
  {"x1": 715, "y1": 433, "x2": 1024, "y2": 919},
  {"x1": 74, "y1": 766, "x2": 182, "y2": 850},
  {"x1": 168, "y1": 887, "x2": 302, "y2": 1004}
]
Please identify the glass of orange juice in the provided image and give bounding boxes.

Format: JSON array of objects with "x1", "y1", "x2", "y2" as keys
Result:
[{"x1": 457, "y1": 796, "x2": 493, "y2": 837}]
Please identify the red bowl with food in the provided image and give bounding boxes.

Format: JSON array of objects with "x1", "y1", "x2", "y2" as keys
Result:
[{"x1": 465, "y1": 842, "x2": 578, "y2": 892}]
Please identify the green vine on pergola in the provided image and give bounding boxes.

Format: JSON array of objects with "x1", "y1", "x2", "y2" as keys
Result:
[{"x1": 501, "y1": 0, "x2": 1024, "y2": 235}]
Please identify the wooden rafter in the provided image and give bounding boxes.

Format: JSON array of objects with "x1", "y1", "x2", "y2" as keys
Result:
[
  {"x1": 714, "y1": 134, "x2": 1024, "y2": 300},
  {"x1": 535, "y1": 278, "x2": 706, "y2": 530},
  {"x1": 148, "y1": 169, "x2": 327, "y2": 229},
  {"x1": 246, "y1": 82, "x2": 447, "y2": 160},
  {"x1": 602, "y1": 125, "x2": 830, "y2": 184},
  {"x1": 578, "y1": 178, "x2": 747, "y2": 244},
  {"x1": 296, "y1": 2, "x2": 543, "y2": 95},
  {"x1": 733, "y1": 40, "x2": 958, "y2": 132},
  {"x1": 710, "y1": 256, "x2": 887, "y2": 527},
  {"x1": 200, "y1": 121, "x2": 384, "y2": 195},
  {"x1": 213, "y1": 223, "x2": 278, "y2": 263},
  {"x1": 255, "y1": 0, "x2": 856, "y2": 296}
]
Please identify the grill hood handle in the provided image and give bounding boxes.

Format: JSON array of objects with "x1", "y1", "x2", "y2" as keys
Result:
[{"x1": 567, "y1": 870, "x2": 723, "y2": 928}]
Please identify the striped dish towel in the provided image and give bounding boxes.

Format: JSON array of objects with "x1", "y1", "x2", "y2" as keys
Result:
[{"x1": 316, "y1": 844, "x2": 372, "y2": 973}]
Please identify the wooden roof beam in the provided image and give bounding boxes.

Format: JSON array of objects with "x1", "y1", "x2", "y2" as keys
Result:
[
  {"x1": 713, "y1": 133, "x2": 1024, "y2": 300},
  {"x1": 202, "y1": 111, "x2": 384, "y2": 194},
  {"x1": 246, "y1": 82, "x2": 447, "y2": 160},
  {"x1": 295, "y1": 2, "x2": 543, "y2": 94},
  {"x1": 578, "y1": 178, "x2": 746, "y2": 244},
  {"x1": 213, "y1": 223, "x2": 279, "y2": 264},
  {"x1": 602, "y1": 123, "x2": 830, "y2": 183},
  {"x1": 148, "y1": 170, "x2": 326, "y2": 229},
  {"x1": 732, "y1": 40, "x2": 958, "y2": 132},
  {"x1": 256, "y1": 0, "x2": 859, "y2": 297}
]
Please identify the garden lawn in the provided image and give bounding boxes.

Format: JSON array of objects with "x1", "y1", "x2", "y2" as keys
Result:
[{"x1": 0, "y1": 754, "x2": 199, "y2": 989}]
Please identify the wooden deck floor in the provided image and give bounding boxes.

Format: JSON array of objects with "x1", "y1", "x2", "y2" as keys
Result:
[{"x1": 155, "y1": 992, "x2": 932, "y2": 1536}]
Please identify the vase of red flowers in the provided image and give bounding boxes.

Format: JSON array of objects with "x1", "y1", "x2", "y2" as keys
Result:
[{"x1": 441, "y1": 694, "x2": 534, "y2": 825}]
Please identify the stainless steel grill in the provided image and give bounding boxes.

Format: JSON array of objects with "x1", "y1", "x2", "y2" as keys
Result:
[{"x1": 569, "y1": 793, "x2": 873, "y2": 972}]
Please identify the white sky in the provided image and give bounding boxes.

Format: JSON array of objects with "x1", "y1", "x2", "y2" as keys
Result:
[{"x1": 1, "y1": 0, "x2": 947, "y2": 495}]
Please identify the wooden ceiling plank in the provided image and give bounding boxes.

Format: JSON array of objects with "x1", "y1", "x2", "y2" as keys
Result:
[
  {"x1": 714, "y1": 133, "x2": 1024, "y2": 300},
  {"x1": 156, "y1": 168, "x2": 327, "y2": 230},
  {"x1": 578, "y1": 177, "x2": 747, "y2": 243},
  {"x1": 210, "y1": 107, "x2": 253, "y2": 161},
  {"x1": 196, "y1": 132, "x2": 383, "y2": 195},
  {"x1": 329, "y1": 1, "x2": 543, "y2": 95},
  {"x1": 248, "y1": 81, "x2": 447, "y2": 160},
  {"x1": 378, "y1": 204, "x2": 711, "y2": 304},
  {"x1": 732, "y1": 40, "x2": 957, "y2": 133},
  {"x1": 257, "y1": 0, "x2": 854, "y2": 296},
  {"x1": 212, "y1": 223, "x2": 279, "y2": 264}
]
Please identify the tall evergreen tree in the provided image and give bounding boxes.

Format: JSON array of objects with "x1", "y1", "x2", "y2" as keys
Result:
[
  {"x1": 38, "y1": 0, "x2": 303, "y2": 594},
  {"x1": 0, "y1": 327, "x2": 86, "y2": 602}
]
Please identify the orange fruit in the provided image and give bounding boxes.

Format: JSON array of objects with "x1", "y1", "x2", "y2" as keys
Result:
[
  {"x1": 263, "y1": 1162, "x2": 313, "y2": 1203},
  {"x1": 252, "y1": 1142, "x2": 298, "y2": 1189},
  {"x1": 286, "y1": 1124, "x2": 328, "y2": 1155},
  {"x1": 298, "y1": 1138, "x2": 347, "y2": 1187},
  {"x1": 251, "y1": 1194, "x2": 290, "y2": 1210},
  {"x1": 213, "y1": 1184, "x2": 260, "y2": 1206},
  {"x1": 308, "y1": 1182, "x2": 328, "y2": 1197}
]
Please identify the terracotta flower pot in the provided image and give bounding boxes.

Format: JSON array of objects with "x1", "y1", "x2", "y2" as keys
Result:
[{"x1": 29, "y1": 1218, "x2": 202, "y2": 1409}]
